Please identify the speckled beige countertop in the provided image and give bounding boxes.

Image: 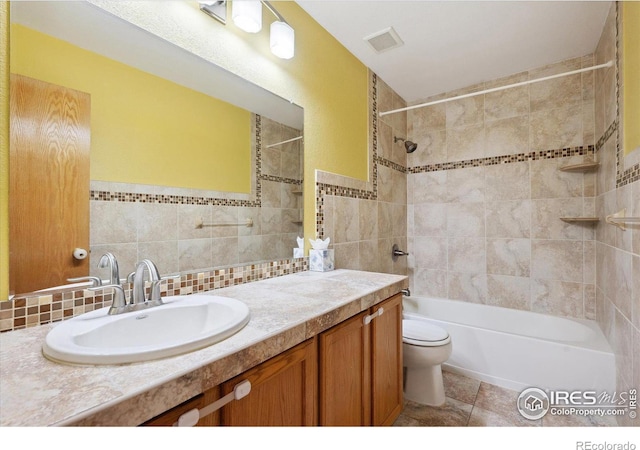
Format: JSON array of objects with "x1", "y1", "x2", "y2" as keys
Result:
[{"x1": 0, "y1": 269, "x2": 407, "y2": 426}]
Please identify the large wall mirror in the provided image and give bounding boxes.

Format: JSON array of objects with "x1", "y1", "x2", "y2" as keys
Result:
[{"x1": 9, "y1": 1, "x2": 304, "y2": 296}]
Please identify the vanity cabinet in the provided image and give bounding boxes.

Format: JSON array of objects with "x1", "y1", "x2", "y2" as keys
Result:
[
  {"x1": 319, "y1": 293, "x2": 403, "y2": 426},
  {"x1": 143, "y1": 338, "x2": 316, "y2": 426},
  {"x1": 143, "y1": 293, "x2": 402, "y2": 427}
]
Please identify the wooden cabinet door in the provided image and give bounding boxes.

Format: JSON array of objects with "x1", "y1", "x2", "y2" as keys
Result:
[
  {"x1": 221, "y1": 338, "x2": 317, "y2": 426},
  {"x1": 9, "y1": 74, "x2": 90, "y2": 294},
  {"x1": 319, "y1": 311, "x2": 371, "y2": 426},
  {"x1": 371, "y1": 293, "x2": 403, "y2": 426}
]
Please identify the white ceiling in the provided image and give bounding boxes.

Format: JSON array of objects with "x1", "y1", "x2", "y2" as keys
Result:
[{"x1": 297, "y1": 1, "x2": 611, "y2": 103}]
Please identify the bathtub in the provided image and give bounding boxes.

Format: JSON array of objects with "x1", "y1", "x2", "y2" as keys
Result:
[{"x1": 403, "y1": 296, "x2": 616, "y2": 393}]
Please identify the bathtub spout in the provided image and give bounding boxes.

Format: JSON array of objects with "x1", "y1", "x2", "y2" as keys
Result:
[{"x1": 402, "y1": 288, "x2": 411, "y2": 297}]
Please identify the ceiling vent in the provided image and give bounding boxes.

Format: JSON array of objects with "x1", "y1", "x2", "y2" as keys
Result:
[{"x1": 363, "y1": 27, "x2": 404, "y2": 54}]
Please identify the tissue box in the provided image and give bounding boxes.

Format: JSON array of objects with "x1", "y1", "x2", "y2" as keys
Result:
[
  {"x1": 309, "y1": 249, "x2": 334, "y2": 272},
  {"x1": 293, "y1": 248, "x2": 304, "y2": 258}
]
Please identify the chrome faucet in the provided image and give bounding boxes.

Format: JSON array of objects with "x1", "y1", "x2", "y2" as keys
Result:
[
  {"x1": 98, "y1": 252, "x2": 121, "y2": 285},
  {"x1": 131, "y1": 259, "x2": 163, "y2": 308},
  {"x1": 90, "y1": 255, "x2": 165, "y2": 314},
  {"x1": 88, "y1": 253, "x2": 127, "y2": 315}
]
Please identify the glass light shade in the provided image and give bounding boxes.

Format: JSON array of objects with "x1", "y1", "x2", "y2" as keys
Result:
[
  {"x1": 232, "y1": 1, "x2": 262, "y2": 33},
  {"x1": 270, "y1": 21, "x2": 294, "y2": 59}
]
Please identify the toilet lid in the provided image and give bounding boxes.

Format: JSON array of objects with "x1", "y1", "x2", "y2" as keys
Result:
[{"x1": 403, "y1": 320, "x2": 450, "y2": 346}]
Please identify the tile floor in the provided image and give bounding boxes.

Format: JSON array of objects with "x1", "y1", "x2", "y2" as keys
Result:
[{"x1": 393, "y1": 370, "x2": 618, "y2": 427}]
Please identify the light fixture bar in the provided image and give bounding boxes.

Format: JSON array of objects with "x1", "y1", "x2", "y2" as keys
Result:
[
  {"x1": 262, "y1": 1, "x2": 288, "y2": 24},
  {"x1": 199, "y1": 1, "x2": 227, "y2": 25}
]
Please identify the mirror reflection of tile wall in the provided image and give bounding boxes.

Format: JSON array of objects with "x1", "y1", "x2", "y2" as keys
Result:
[{"x1": 89, "y1": 114, "x2": 303, "y2": 279}]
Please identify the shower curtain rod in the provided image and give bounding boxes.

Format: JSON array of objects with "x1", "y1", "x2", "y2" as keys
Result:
[{"x1": 379, "y1": 60, "x2": 613, "y2": 117}]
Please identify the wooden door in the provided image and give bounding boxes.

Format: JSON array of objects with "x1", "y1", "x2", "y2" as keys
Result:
[
  {"x1": 371, "y1": 293, "x2": 403, "y2": 426},
  {"x1": 319, "y1": 310, "x2": 371, "y2": 426},
  {"x1": 9, "y1": 74, "x2": 90, "y2": 294},
  {"x1": 221, "y1": 338, "x2": 317, "y2": 426}
]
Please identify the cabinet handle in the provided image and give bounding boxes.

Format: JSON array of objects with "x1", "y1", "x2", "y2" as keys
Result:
[
  {"x1": 363, "y1": 307, "x2": 384, "y2": 325},
  {"x1": 174, "y1": 379, "x2": 252, "y2": 426}
]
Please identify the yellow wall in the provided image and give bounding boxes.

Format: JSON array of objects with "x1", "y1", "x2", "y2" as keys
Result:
[
  {"x1": 1, "y1": 3, "x2": 9, "y2": 301},
  {"x1": 11, "y1": 24, "x2": 252, "y2": 192},
  {"x1": 623, "y1": 1, "x2": 640, "y2": 155}
]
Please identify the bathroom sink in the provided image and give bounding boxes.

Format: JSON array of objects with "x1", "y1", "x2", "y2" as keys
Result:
[{"x1": 42, "y1": 295, "x2": 250, "y2": 365}]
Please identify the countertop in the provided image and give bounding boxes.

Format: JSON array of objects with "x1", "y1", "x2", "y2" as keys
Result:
[{"x1": 0, "y1": 269, "x2": 408, "y2": 426}]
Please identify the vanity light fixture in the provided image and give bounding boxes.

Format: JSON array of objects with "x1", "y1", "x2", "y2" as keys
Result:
[
  {"x1": 200, "y1": 1, "x2": 295, "y2": 60},
  {"x1": 262, "y1": 1, "x2": 295, "y2": 60},
  {"x1": 232, "y1": 1, "x2": 262, "y2": 33},
  {"x1": 269, "y1": 20, "x2": 294, "y2": 60}
]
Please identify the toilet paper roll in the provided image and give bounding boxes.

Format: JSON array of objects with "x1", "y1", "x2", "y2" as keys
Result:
[{"x1": 73, "y1": 248, "x2": 88, "y2": 260}]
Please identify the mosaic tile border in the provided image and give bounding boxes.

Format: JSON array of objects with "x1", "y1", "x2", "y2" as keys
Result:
[
  {"x1": 261, "y1": 174, "x2": 303, "y2": 186},
  {"x1": 375, "y1": 155, "x2": 407, "y2": 174},
  {"x1": 89, "y1": 191, "x2": 261, "y2": 207},
  {"x1": 1, "y1": 257, "x2": 308, "y2": 333},
  {"x1": 407, "y1": 145, "x2": 596, "y2": 174},
  {"x1": 596, "y1": 119, "x2": 618, "y2": 152}
]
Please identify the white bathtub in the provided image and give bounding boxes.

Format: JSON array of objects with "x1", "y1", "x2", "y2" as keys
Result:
[{"x1": 403, "y1": 296, "x2": 616, "y2": 393}]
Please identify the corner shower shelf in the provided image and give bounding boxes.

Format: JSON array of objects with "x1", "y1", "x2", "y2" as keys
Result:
[
  {"x1": 291, "y1": 189, "x2": 303, "y2": 195},
  {"x1": 558, "y1": 162, "x2": 600, "y2": 172},
  {"x1": 560, "y1": 217, "x2": 600, "y2": 224}
]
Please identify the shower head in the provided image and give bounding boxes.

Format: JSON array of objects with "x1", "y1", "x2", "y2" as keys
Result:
[
  {"x1": 394, "y1": 136, "x2": 418, "y2": 153},
  {"x1": 404, "y1": 140, "x2": 417, "y2": 153}
]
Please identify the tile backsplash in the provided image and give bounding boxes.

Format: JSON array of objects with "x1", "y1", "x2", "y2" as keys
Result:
[{"x1": 1, "y1": 257, "x2": 308, "y2": 333}]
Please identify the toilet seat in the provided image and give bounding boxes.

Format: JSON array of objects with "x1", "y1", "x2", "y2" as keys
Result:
[{"x1": 402, "y1": 320, "x2": 450, "y2": 347}]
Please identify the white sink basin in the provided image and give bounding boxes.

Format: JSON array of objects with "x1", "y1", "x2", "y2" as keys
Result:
[{"x1": 42, "y1": 295, "x2": 250, "y2": 365}]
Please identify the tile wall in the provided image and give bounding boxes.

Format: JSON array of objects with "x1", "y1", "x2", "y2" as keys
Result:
[
  {"x1": 593, "y1": 2, "x2": 639, "y2": 427},
  {"x1": 406, "y1": 56, "x2": 598, "y2": 320}
]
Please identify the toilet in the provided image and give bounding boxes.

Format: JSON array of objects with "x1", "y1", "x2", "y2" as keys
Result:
[{"x1": 402, "y1": 319, "x2": 452, "y2": 406}]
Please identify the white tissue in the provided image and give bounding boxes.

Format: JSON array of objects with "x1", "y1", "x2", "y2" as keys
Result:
[
  {"x1": 309, "y1": 237, "x2": 330, "y2": 250},
  {"x1": 293, "y1": 236, "x2": 305, "y2": 258}
]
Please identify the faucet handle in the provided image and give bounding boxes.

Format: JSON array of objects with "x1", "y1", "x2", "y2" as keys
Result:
[
  {"x1": 148, "y1": 280, "x2": 164, "y2": 307},
  {"x1": 67, "y1": 276, "x2": 102, "y2": 288},
  {"x1": 89, "y1": 284, "x2": 128, "y2": 315}
]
